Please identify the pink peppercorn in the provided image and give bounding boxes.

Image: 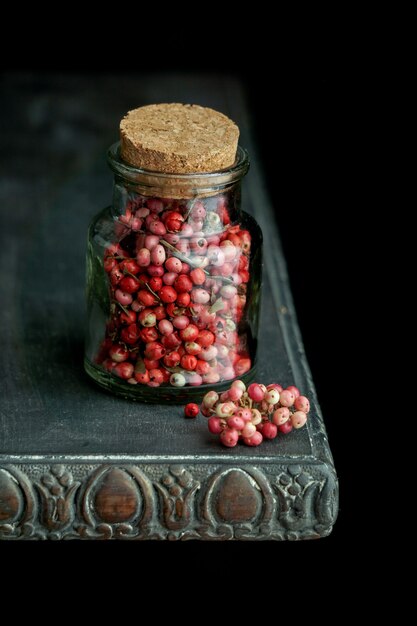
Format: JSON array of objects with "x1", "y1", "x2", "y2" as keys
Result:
[
  {"x1": 174, "y1": 274, "x2": 193, "y2": 293},
  {"x1": 248, "y1": 383, "x2": 265, "y2": 403},
  {"x1": 294, "y1": 395, "x2": 310, "y2": 413},
  {"x1": 190, "y1": 268, "x2": 206, "y2": 285},
  {"x1": 137, "y1": 248, "x2": 151, "y2": 266},
  {"x1": 243, "y1": 431, "x2": 263, "y2": 447},
  {"x1": 113, "y1": 362, "x2": 134, "y2": 380},
  {"x1": 159, "y1": 286, "x2": 177, "y2": 303},
  {"x1": 286, "y1": 385, "x2": 300, "y2": 399},
  {"x1": 165, "y1": 257, "x2": 183, "y2": 273},
  {"x1": 227, "y1": 415, "x2": 245, "y2": 430},
  {"x1": 278, "y1": 421, "x2": 293, "y2": 435},
  {"x1": 220, "y1": 429, "x2": 239, "y2": 447},
  {"x1": 291, "y1": 411, "x2": 307, "y2": 429},
  {"x1": 279, "y1": 390, "x2": 296, "y2": 407},
  {"x1": 115, "y1": 289, "x2": 133, "y2": 306},
  {"x1": 162, "y1": 272, "x2": 177, "y2": 285},
  {"x1": 272, "y1": 407, "x2": 290, "y2": 425},
  {"x1": 262, "y1": 422, "x2": 278, "y2": 439},
  {"x1": 184, "y1": 403, "x2": 199, "y2": 418},
  {"x1": 109, "y1": 345, "x2": 129, "y2": 362},
  {"x1": 158, "y1": 319, "x2": 174, "y2": 335}
]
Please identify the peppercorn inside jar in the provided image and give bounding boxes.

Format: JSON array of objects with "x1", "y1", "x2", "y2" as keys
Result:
[{"x1": 84, "y1": 104, "x2": 262, "y2": 402}]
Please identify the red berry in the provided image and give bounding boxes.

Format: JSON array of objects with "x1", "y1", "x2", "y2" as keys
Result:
[
  {"x1": 159, "y1": 286, "x2": 177, "y2": 303},
  {"x1": 184, "y1": 403, "x2": 199, "y2": 418},
  {"x1": 190, "y1": 267, "x2": 206, "y2": 285},
  {"x1": 162, "y1": 272, "x2": 176, "y2": 286},
  {"x1": 172, "y1": 315, "x2": 189, "y2": 330},
  {"x1": 158, "y1": 319, "x2": 174, "y2": 335},
  {"x1": 120, "y1": 323, "x2": 140, "y2": 345},
  {"x1": 137, "y1": 289, "x2": 158, "y2": 306},
  {"x1": 138, "y1": 309, "x2": 157, "y2": 327},
  {"x1": 184, "y1": 341, "x2": 202, "y2": 356},
  {"x1": 104, "y1": 256, "x2": 117, "y2": 273},
  {"x1": 267, "y1": 383, "x2": 283, "y2": 393},
  {"x1": 162, "y1": 350, "x2": 180, "y2": 368},
  {"x1": 144, "y1": 342, "x2": 165, "y2": 361},
  {"x1": 196, "y1": 330, "x2": 215, "y2": 347},
  {"x1": 115, "y1": 289, "x2": 133, "y2": 306},
  {"x1": 151, "y1": 244, "x2": 166, "y2": 266},
  {"x1": 243, "y1": 431, "x2": 263, "y2": 446},
  {"x1": 272, "y1": 406, "x2": 290, "y2": 425},
  {"x1": 291, "y1": 411, "x2": 307, "y2": 429},
  {"x1": 149, "y1": 276, "x2": 163, "y2": 292},
  {"x1": 227, "y1": 415, "x2": 245, "y2": 430},
  {"x1": 176, "y1": 292, "x2": 191, "y2": 307},
  {"x1": 278, "y1": 421, "x2": 293, "y2": 435},
  {"x1": 153, "y1": 305, "x2": 166, "y2": 320},
  {"x1": 148, "y1": 220, "x2": 166, "y2": 235},
  {"x1": 143, "y1": 358, "x2": 160, "y2": 370},
  {"x1": 235, "y1": 358, "x2": 251, "y2": 376},
  {"x1": 120, "y1": 259, "x2": 140, "y2": 275},
  {"x1": 110, "y1": 266, "x2": 123, "y2": 285},
  {"x1": 113, "y1": 362, "x2": 134, "y2": 380},
  {"x1": 262, "y1": 422, "x2": 278, "y2": 439},
  {"x1": 174, "y1": 274, "x2": 193, "y2": 293},
  {"x1": 190, "y1": 235, "x2": 208, "y2": 252},
  {"x1": 187, "y1": 373, "x2": 203, "y2": 386},
  {"x1": 137, "y1": 248, "x2": 151, "y2": 267},
  {"x1": 134, "y1": 370, "x2": 150, "y2": 384},
  {"x1": 119, "y1": 276, "x2": 140, "y2": 293},
  {"x1": 241, "y1": 422, "x2": 256, "y2": 438},
  {"x1": 147, "y1": 264, "x2": 164, "y2": 277},
  {"x1": 208, "y1": 417, "x2": 223, "y2": 434},
  {"x1": 189, "y1": 201, "x2": 206, "y2": 220},
  {"x1": 294, "y1": 395, "x2": 310, "y2": 413},
  {"x1": 195, "y1": 359, "x2": 210, "y2": 375},
  {"x1": 140, "y1": 327, "x2": 159, "y2": 343},
  {"x1": 286, "y1": 385, "x2": 300, "y2": 399},
  {"x1": 109, "y1": 345, "x2": 129, "y2": 362},
  {"x1": 120, "y1": 309, "x2": 136, "y2": 325},
  {"x1": 220, "y1": 428, "x2": 239, "y2": 447},
  {"x1": 160, "y1": 368, "x2": 171, "y2": 383},
  {"x1": 179, "y1": 324, "x2": 199, "y2": 342},
  {"x1": 161, "y1": 332, "x2": 181, "y2": 349},
  {"x1": 279, "y1": 390, "x2": 295, "y2": 407},
  {"x1": 165, "y1": 257, "x2": 183, "y2": 273},
  {"x1": 148, "y1": 368, "x2": 164, "y2": 387},
  {"x1": 180, "y1": 354, "x2": 197, "y2": 371},
  {"x1": 248, "y1": 383, "x2": 265, "y2": 402},
  {"x1": 235, "y1": 408, "x2": 252, "y2": 422}
]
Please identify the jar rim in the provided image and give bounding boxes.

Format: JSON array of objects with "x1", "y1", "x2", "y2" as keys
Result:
[{"x1": 107, "y1": 142, "x2": 249, "y2": 197}]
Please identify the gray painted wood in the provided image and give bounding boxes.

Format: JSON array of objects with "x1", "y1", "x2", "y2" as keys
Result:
[{"x1": 0, "y1": 74, "x2": 338, "y2": 540}]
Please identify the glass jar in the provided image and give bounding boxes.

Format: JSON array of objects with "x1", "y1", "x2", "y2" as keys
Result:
[{"x1": 84, "y1": 142, "x2": 262, "y2": 402}]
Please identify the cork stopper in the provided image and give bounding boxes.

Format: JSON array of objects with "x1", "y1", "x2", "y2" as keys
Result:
[{"x1": 120, "y1": 103, "x2": 239, "y2": 174}]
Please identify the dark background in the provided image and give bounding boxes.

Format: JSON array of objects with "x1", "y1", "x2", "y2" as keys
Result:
[{"x1": 1, "y1": 36, "x2": 362, "y2": 577}]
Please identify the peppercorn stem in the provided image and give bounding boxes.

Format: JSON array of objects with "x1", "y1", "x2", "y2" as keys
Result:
[
  {"x1": 145, "y1": 282, "x2": 161, "y2": 300},
  {"x1": 116, "y1": 301, "x2": 130, "y2": 316},
  {"x1": 183, "y1": 197, "x2": 197, "y2": 221},
  {"x1": 160, "y1": 239, "x2": 234, "y2": 284}
]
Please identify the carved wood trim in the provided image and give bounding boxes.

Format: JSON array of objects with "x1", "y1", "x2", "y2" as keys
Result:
[{"x1": 0, "y1": 462, "x2": 338, "y2": 541}]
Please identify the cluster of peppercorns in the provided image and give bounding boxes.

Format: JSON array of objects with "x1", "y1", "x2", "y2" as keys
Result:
[
  {"x1": 96, "y1": 194, "x2": 252, "y2": 388},
  {"x1": 192, "y1": 380, "x2": 310, "y2": 447}
]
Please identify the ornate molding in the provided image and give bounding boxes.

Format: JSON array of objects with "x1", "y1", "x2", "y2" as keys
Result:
[{"x1": 0, "y1": 462, "x2": 338, "y2": 540}]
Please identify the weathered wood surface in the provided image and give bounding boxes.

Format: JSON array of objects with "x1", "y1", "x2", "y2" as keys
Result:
[{"x1": 0, "y1": 73, "x2": 338, "y2": 540}]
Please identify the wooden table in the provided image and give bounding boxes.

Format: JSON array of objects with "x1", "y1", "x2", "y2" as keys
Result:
[{"x1": 0, "y1": 74, "x2": 338, "y2": 540}]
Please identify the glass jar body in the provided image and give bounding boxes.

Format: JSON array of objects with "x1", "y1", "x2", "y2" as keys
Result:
[{"x1": 84, "y1": 144, "x2": 262, "y2": 402}]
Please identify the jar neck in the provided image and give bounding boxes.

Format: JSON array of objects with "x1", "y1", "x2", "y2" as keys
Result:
[{"x1": 108, "y1": 142, "x2": 249, "y2": 218}]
